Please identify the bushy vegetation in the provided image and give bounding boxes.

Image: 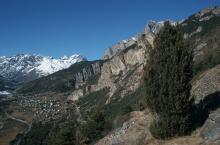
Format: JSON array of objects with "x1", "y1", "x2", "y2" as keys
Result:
[
  {"x1": 182, "y1": 12, "x2": 220, "y2": 37},
  {"x1": 103, "y1": 85, "x2": 147, "y2": 118},
  {"x1": 145, "y1": 22, "x2": 194, "y2": 138},
  {"x1": 76, "y1": 88, "x2": 109, "y2": 116},
  {"x1": 46, "y1": 121, "x2": 77, "y2": 145},
  {"x1": 19, "y1": 110, "x2": 111, "y2": 145},
  {"x1": 193, "y1": 47, "x2": 220, "y2": 74},
  {"x1": 76, "y1": 110, "x2": 111, "y2": 144},
  {"x1": 180, "y1": 10, "x2": 220, "y2": 74},
  {"x1": 20, "y1": 122, "x2": 53, "y2": 145},
  {"x1": 19, "y1": 84, "x2": 148, "y2": 145}
]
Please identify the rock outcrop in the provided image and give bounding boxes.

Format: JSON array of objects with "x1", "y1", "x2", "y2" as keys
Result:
[
  {"x1": 68, "y1": 32, "x2": 151, "y2": 102},
  {"x1": 74, "y1": 61, "x2": 102, "y2": 89},
  {"x1": 103, "y1": 20, "x2": 179, "y2": 61},
  {"x1": 104, "y1": 37, "x2": 138, "y2": 60},
  {"x1": 192, "y1": 65, "x2": 220, "y2": 104},
  {"x1": 200, "y1": 109, "x2": 220, "y2": 144},
  {"x1": 95, "y1": 111, "x2": 153, "y2": 145},
  {"x1": 94, "y1": 63, "x2": 220, "y2": 145},
  {"x1": 17, "y1": 61, "x2": 103, "y2": 94},
  {"x1": 97, "y1": 35, "x2": 151, "y2": 103},
  {"x1": 95, "y1": 109, "x2": 220, "y2": 145},
  {"x1": 103, "y1": 20, "x2": 175, "y2": 60},
  {"x1": 195, "y1": 6, "x2": 220, "y2": 21},
  {"x1": 182, "y1": 6, "x2": 220, "y2": 63}
]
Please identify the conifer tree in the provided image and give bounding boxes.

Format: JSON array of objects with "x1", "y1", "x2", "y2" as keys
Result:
[{"x1": 144, "y1": 22, "x2": 194, "y2": 138}]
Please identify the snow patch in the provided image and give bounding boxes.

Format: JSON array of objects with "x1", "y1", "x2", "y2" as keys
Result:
[
  {"x1": 0, "y1": 91, "x2": 11, "y2": 95},
  {"x1": 0, "y1": 54, "x2": 86, "y2": 82}
]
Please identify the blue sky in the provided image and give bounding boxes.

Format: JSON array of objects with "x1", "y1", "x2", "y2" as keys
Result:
[{"x1": 0, "y1": 0, "x2": 219, "y2": 60}]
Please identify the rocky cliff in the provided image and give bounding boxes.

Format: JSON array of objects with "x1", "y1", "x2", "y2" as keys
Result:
[
  {"x1": 17, "y1": 60, "x2": 103, "y2": 94},
  {"x1": 182, "y1": 6, "x2": 220, "y2": 64},
  {"x1": 95, "y1": 64, "x2": 220, "y2": 145},
  {"x1": 68, "y1": 32, "x2": 151, "y2": 103},
  {"x1": 9, "y1": 6, "x2": 220, "y2": 145},
  {"x1": 87, "y1": 7, "x2": 220, "y2": 145}
]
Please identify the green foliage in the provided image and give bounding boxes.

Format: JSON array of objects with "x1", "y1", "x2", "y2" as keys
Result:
[
  {"x1": 20, "y1": 122, "x2": 53, "y2": 145},
  {"x1": 19, "y1": 84, "x2": 148, "y2": 145},
  {"x1": 150, "y1": 114, "x2": 192, "y2": 139},
  {"x1": 76, "y1": 88, "x2": 109, "y2": 116},
  {"x1": 74, "y1": 85, "x2": 147, "y2": 143},
  {"x1": 122, "y1": 105, "x2": 133, "y2": 114},
  {"x1": 103, "y1": 85, "x2": 147, "y2": 119},
  {"x1": 145, "y1": 22, "x2": 194, "y2": 138},
  {"x1": 20, "y1": 118, "x2": 78, "y2": 145},
  {"x1": 46, "y1": 121, "x2": 76, "y2": 145},
  {"x1": 77, "y1": 110, "x2": 109, "y2": 144},
  {"x1": 193, "y1": 47, "x2": 220, "y2": 74},
  {"x1": 182, "y1": 13, "x2": 220, "y2": 37}
]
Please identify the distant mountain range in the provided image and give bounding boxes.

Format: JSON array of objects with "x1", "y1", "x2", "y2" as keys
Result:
[
  {"x1": 1, "y1": 6, "x2": 220, "y2": 145},
  {"x1": 1, "y1": 6, "x2": 220, "y2": 92},
  {"x1": 0, "y1": 54, "x2": 86, "y2": 85}
]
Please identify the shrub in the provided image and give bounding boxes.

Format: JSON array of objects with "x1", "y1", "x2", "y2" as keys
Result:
[{"x1": 145, "y1": 22, "x2": 194, "y2": 138}]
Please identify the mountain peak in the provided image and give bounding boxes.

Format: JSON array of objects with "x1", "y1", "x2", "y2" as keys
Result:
[{"x1": 0, "y1": 54, "x2": 86, "y2": 83}]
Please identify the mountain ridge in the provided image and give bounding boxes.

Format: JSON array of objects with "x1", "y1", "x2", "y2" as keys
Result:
[
  {"x1": 1, "y1": 6, "x2": 220, "y2": 145},
  {"x1": 0, "y1": 53, "x2": 86, "y2": 85}
]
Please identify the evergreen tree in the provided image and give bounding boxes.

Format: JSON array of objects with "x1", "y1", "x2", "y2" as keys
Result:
[{"x1": 144, "y1": 22, "x2": 194, "y2": 138}]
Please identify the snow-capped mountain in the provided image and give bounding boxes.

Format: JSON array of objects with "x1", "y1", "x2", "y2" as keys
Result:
[{"x1": 0, "y1": 54, "x2": 86, "y2": 84}]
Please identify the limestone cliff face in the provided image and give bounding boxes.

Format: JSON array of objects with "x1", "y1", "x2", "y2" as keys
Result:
[
  {"x1": 69, "y1": 7, "x2": 220, "y2": 103},
  {"x1": 74, "y1": 62, "x2": 102, "y2": 89},
  {"x1": 68, "y1": 20, "x2": 181, "y2": 102},
  {"x1": 68, "y1": 33, "x2": 151, "y2": 102},
  {"x1": 103, "y1": 20, "x2": 160, "y2": 60},
  {"x1": 103, "y1": 38, "x2": 137, "y2": 60},
  {"x1": 96, "y1": 36, "x2": 151, "y2": 103},
  {"x1": 68, "y1": 42, "x2": 149, "y2": 102},
  {"x1": 68, "y1": 61, "x2": 102, "y2": 101}
]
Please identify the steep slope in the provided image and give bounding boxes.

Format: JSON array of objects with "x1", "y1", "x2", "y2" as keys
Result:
[
  {"x1": 181, "y1": 6, "x2": 220, "y2": 68},
  {"x1": 71, "y1": 6, "x2": 220, "y2": 104},
  {"x1": 0, "y1": 75, "x2": 15, "y2": 91},
  {"x1": 103, "y1": 20, "x2": 176, "y2": 60},
  {"x1": 16, "y1": 7, "x2": 220, "y2": 106},
  {"x1": 0, "y1": 54, "x2": 86, "y2": 84},
  {"x1": 0, "y1": 75, "x2": 7, "y2": 91},
  {"x1": 104, "y1": 6, "x2": 220, "y2": 66},
  {"x1": 8, "y1": 6, "x2": 220, "y2": 145},
  {"x1": 16, "y1": 60, "x2": 103, "y2": 94},
  {"x1": 95, "y1": 64, "x2": 220, "y2": 145}
]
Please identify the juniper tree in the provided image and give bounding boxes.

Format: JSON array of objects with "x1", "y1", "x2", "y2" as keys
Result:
[{"x1": 144, "y1": 22, "x2": 194, "y2": 138}]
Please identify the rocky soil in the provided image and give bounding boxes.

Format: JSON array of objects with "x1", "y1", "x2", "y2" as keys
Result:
[{"x1": 95, "y1": 64, "x2": 220, "y2": 145}]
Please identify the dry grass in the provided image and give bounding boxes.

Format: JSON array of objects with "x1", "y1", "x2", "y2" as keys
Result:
[
  {"x1": 145, "y1": 135, "x2": 204, "y2": 145},
  {"x1": 10, "y1": 110, "x2": 34, "y2": 123},
  {"x1": 0, "y1": 119, "x2": 27, "y2": 145}
]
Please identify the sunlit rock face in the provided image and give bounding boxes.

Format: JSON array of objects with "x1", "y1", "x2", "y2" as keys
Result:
[{"x1": 103, "y1": 20, "x2": 177, "y2": 60}]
